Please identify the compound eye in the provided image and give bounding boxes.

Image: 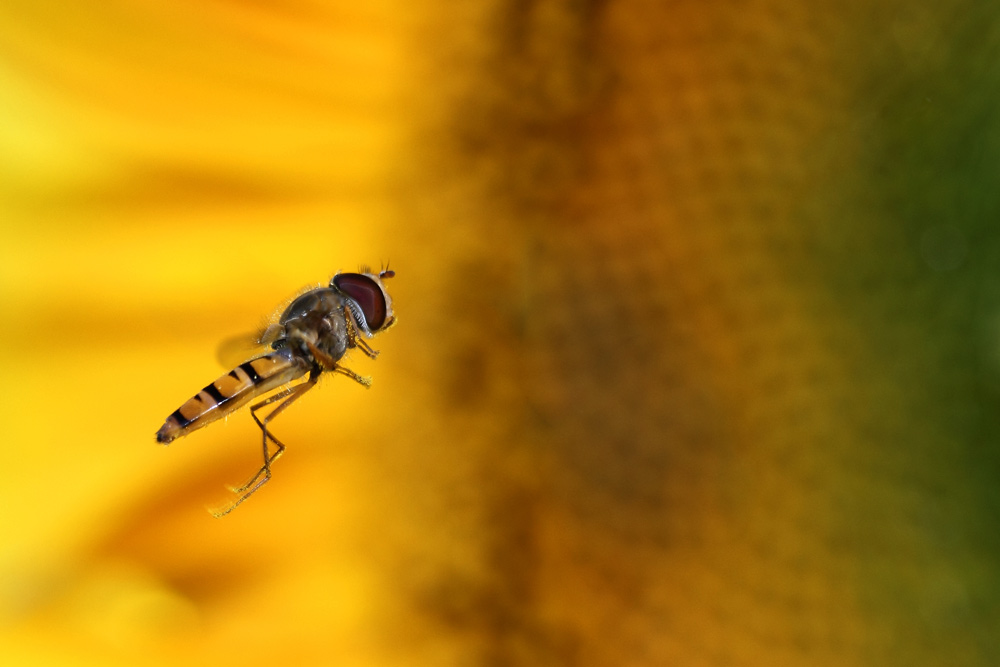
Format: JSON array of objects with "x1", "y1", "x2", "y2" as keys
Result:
[{"x1": 333, "y1": 273, "x2": 388, "y2": 330}]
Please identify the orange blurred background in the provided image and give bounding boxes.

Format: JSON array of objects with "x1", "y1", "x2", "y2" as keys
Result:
[{"x1": 2, "y1": 1, "x2": 999, "y2": 665}]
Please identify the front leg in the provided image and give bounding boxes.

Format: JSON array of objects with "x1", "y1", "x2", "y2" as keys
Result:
[{"x1": 343, "y1": 306, "x2": 380, "y2": 359}]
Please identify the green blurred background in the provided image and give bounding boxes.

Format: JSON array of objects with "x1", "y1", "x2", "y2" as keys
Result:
[{"x1": 2, "y1": 1, "x2": 998, "y2": 665}]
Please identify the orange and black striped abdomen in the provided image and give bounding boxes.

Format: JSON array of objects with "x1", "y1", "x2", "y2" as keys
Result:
[{"x1": 156, "y1": 352, "x2": 308, "y2": 444}]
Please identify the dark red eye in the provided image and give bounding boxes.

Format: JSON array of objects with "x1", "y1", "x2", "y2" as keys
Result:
[{"x1": 333, "y1": 273, "x2": 387, "y2": 330}]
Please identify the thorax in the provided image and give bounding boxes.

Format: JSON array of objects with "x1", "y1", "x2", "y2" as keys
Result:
[{"x1": 276, "y1": 288, "x2": 350, "y2": 365}]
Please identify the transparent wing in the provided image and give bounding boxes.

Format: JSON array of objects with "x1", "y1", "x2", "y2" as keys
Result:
[
  {"x1": 214, "y1": 282, "x2": 322, "y2": 368},
  {"x1": 215, "y1": 328, "x2": 278, "y2": 369}
]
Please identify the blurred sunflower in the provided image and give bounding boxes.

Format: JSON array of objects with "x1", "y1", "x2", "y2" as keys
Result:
[{"x1": 2, "y1": 1, "x2": 999, "y2": 666}]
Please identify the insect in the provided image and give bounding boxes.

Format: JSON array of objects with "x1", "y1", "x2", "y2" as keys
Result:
[{"x1": 156, "y1": 266, "x2": 396, "y2": 516}]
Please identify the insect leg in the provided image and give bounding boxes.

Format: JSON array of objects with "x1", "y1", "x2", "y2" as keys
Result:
[
  {"x1": 353, "y1": 335, "x2": 379, "y2": 359},
  {"x1": 331, "y1": 365, "x2": 373, "y2": 387},
  {"x1": 212, "y1": 373, "x2": 318, "y2": 517},
  {"x1": 228, "y1": 386, "x2": 297, "y2": 492},
  {"x1": 343, "y1": 307, "x2": 379, "y2": 359},
  {"x1": 305, "y1": 340, "x2": 373, "y2": 387}
]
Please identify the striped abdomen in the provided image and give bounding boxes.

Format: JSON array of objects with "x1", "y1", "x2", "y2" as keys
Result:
[{"x1": 156, "y1": 350, "x2": 309, "y2": 444}]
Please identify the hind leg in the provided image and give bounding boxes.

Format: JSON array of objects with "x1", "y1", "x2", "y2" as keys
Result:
[{"x1": 212, "y1": 373, "x2": 318, "y2": 517}]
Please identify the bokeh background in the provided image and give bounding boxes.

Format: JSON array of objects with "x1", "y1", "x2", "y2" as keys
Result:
[{"x1": 2, "y1": 1, "x2": 999, "y2": 665}]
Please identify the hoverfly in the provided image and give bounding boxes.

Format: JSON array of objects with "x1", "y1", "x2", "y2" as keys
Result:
[{"x1": 156, "y1": 267, "x2": 396, "y2": 516}]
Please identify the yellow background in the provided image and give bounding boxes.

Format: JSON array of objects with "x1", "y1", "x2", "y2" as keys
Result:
[{"x1": 2, "y1": 1, "x2": 998, "y2": 665}]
